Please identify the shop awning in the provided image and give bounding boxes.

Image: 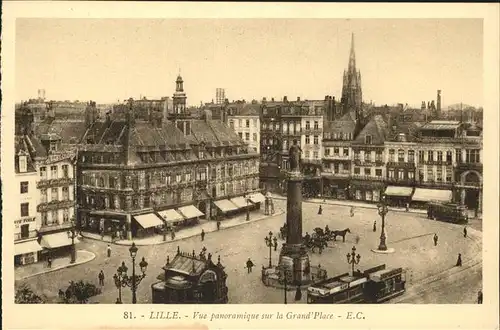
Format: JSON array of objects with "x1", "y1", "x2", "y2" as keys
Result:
[
  {"x1": 213, "y1": 199, "x2": 239, "y2": 213},
  {"x1": 384, "y1": 186, "x2": 413, "y2": 197},
  {"x1": 15, "y1": 240, "x2": 43, "y2": 256},
  {"x1": 40, "y1": 232, "x2": 79, "y2": 249},
  {"x1": 412, "y1": 188, "x2": 452, "y2": 203},
  {"x1": 230, "y1": 196, "x2": 250, "y2": 208},
  {"x1": 134, "y1": 213, "x2": 164, "y2": 229},
  {"x1": 177, "y1": 205, "x2": 204, "y2": 219},
  {"x1": 249, "y1": 193, "x2": 266, "y2": 204},
  {"x1": 158, "y1": 209, "x2": 185, "y2": 224}
]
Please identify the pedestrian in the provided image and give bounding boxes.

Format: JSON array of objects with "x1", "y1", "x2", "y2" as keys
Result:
[
  {"x1": 463, "y1": 226, "x2": 468, "y2": 238},
  {"x1": 171, "y1": 230, "x2": 175, "y2": 240},
  {"x1": 201, "y1": 229, "x2": 205, "y2": 241},
  {"x1": 115, "y1": 298, "x2": 122, "y2": 304},
  {"x1": 216, "y1": 221, "x2": 221, "y2": 231},
  {"x1": 405, "y1": 202, "x2": 409, "y2": 212},
  {"x1": 350, "y1": 207, "x2": 355, "y2": 217},
  {"x1": 373, "y1": 221, "x2": 377, "y2": 232},
  {"x1": 456, "y1": 253, "x2": 462, "y2": 267},
  {"x1": 355, "y1": 235, "x2": 360, "y2": 244},
  {"x1": 318, "y1": 205, "x2": 322, "y2": 215},
  {"x1": 98, "y1": 270, "x2": 105, "y2": 286},
  {"x1": 433, "y1": 233, "x2": 438, "y2": 246},
  {"x1": 246, "y1": 258, "x2": 254, "y2": 273},
  {"x1": 47, "y1": 256, "x2": 52, "y2": 268},
  {"x1": 107, "y1": 244, "x2": 112, "y2": 258},
  {"x1": 477, "y1": 290, "x2": 483, "y2": 304}
]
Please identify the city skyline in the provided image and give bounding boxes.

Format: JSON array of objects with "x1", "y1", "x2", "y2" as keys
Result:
[{"x1": 16, "y1": 18, "x2": 483, "y2": 107}]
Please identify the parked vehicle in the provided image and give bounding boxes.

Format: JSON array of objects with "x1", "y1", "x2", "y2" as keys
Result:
[{"x1": 427, "y1": 202, "x2": 468, "y2": 224}]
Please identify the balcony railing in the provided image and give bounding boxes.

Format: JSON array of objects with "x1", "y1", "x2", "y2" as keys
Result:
[
  {"x1": 282, "y1": 130, "x2": 302, "y2": 136},
  {"x1": 386, "y1": 161, "x2": 417, "y2": 168},
  {"x1": 324, "y1": 154, "x2": 350, "y2": 160},
  {"x1": 422, "y1": 160, "x2": 453, "y2": 166},
  {"x1": 385, "y1": 177, "x2": 417, "y2": 185},
  {"x1": 302, "y1": 128, "x2": 322, "y2": 135},
  {"x1": 415, "y1": 136, "x2": 482, "y2": 145},
  {"x1": 353, "y1": 160, "x2": 385, "y2": 166},
  {"x1": 37, "y1": 199, "x2": 75, "y2": 213},
  {"x1": 37, "y1": 177, "x2": 73, "y2": 189},
  {"x1": 351, "y1": 174, "x2": 385, "y2": 182},
  {"x1": 38, "y1": 221, "x2": 74, "y2": 233},
  {"x1": 321, "y1": 172, "x2": 351, "y2": 178},
  {"x1": 456, "y1": 162, "x2": 482, "y2": 171},
  {"x1": 416, "y1": 180, "x2": 455, "y2": 188}
]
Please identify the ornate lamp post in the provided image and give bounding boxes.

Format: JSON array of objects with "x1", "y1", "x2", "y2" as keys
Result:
[
  {"x1": 377, "y1": 199, "x2": 389, "y2": 251},
  {"x1": 244, "y1": 192, "x2": 250, "y2": 221},
  {"x1": 346, "y1": 246, "x2": 361, "y2": 275},
  {"x1": 112, "y1": 243, "x2": 148, "y2": 304},
  {"x1": 264, "y1": 231, "x2": 278, "y2": 268},
  {"x1": 67, "y1": 219, "x2": 78, "y2": 264}
]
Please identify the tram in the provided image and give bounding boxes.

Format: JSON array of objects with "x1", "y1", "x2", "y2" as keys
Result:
[
  {"x1": 306, "y1": 264, "x2": 406, "y2": 304},
  {"x1": 427, "y1": 202, "x2": 468, "y2": 224}
]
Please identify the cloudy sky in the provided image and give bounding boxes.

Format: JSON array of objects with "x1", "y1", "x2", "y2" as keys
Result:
[{"x1": 16, "y1": 18, "x2": 483, "y2": 107}]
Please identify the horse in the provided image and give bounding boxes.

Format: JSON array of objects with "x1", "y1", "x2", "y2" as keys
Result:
[{"x1": 331, "y1": 228, "x2": 351, "y2": 242}]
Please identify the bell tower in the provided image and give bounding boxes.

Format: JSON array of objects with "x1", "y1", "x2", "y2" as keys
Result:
[{"x1": 173, "y1": 73, "x2": 187, "y2": 115}]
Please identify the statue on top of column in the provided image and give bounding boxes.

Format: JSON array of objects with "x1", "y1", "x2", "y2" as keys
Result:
[{"x1": 288, "y1": 139, "x2": 302, "y2": 173}]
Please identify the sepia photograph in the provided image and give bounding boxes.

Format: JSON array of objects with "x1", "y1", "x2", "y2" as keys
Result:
[{"x1": 2, "y1": 2, "x2": 499, "y2": 330}]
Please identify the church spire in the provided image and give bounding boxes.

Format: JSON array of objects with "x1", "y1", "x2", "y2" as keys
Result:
[{"x1": 348, "y1": 33, "x2": 356, "y2": 73}]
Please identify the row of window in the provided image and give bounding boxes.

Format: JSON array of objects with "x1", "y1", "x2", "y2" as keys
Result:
[
  {"x1": 324, "y1": 147, "x2": 350, "y2": 157},
  {"x1": 351, "y1": 167, "x2": 454, "y2": 182},
  {"x1": 350, "y1": 149, "x2": 481, "y2": 164},
  {"x1": 39, "y1": 164, "x2": 70, "y2": 180},
  {"x1": 41, "y1": 208, "x2": 71, "y2": 226},
  {"x1": 229, "y1": 118, "x2": 258, "y2": 129},
  {"x1": 237, "y1": 132, "x2": 258, "y2": 142},
  {"x1": 324, "y1": 132, "x2": 353, "y2": 141}
]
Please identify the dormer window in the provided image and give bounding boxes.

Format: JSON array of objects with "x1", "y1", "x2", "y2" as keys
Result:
[
  {"x1": 199, "y1": 151, "x2": 204, "y2": 159},
  {"x1": 49, "y1": 141, "x2": 57, "y2": 152},
  {"x1": 365, "y1": 135, "x2": 372, "y2": 145},
  {"x1": 19, "y1": 154, "x2": 27, "y2": 173}
]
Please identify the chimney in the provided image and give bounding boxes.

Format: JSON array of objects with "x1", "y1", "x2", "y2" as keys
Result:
[
  {"x1": 204, "y1": 109, "x2": 212, "y2": 121},
  {"x1": 283, "y1": 96, "x2": 288, "y2": 102},
  {"x1": 127, "y1": 98, "x2": 135, "y2": 128},
  {"x1": 297, "y1": 97, "x2": 300, "y2": 102},
  {"x1": 271, "y1": 98, "x2": 275, "y2": 102},
  {"x1": 436, "y1": 90, "x2": 442, "y2": 113},
  {"x1": 162, "y1": 97, "x2": 169, "y2": 125},
  {"x1": 324, "y1": 95, "x2": 328, "y2": 101},
  {"x1": 262, "y1": 97, "x2": 267, "y2": 103}
]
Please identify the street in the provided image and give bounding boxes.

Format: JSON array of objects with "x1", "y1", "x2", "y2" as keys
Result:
[{"x1": 17, "y1": 199, "x2": 482, "y2": 304}]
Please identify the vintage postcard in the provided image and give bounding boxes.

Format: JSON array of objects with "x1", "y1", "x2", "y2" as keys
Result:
[{"x1": 1, "y1": 2, "x2": 499, "y2": 330}]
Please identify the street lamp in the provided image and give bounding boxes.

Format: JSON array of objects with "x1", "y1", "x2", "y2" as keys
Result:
[
  {"x1": 113, "y1": 242, "x2": 148, "y2": 304},
  {"x1": 244, "y1": 192, "x2": 250, "y2": 221},
  {"x1": 67, "y1": 219, "x2": 78, "y2": 264},
  {"x1": 346, "y1": 246, "x2": 361, "y2": 275},
  {"x1": 377, "y1": 199, "x2": 389, "y2": 251},
  {"x1": 264, "y1": 231, "x2": 278, "y2": 268}
]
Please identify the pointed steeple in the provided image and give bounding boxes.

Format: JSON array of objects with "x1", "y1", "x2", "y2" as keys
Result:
[{"x1": 348, "y1": 33, "x2": 356, "y2": 73}]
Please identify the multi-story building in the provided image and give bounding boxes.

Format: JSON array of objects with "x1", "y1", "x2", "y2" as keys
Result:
[
  {"x1": 227, "y1": 103, "x2": 261, "y2": 153},
  {"x1": 14, "y1": 136, "x2": 41, "y2": 266},
  {"x1": 322, "y1": 111, "x2": 359, "y2": 199},
  {"x1": 76, "y1": 75, "x2": 261, "y2": 239},
  {"x1": 259, "y1": 98, "x2": 283, "y2": 192},
  {"x1": 349, "y1": 115, "x2": 388, "y2": 203}
]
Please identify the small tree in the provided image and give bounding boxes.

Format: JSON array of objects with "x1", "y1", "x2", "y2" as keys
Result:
[
  {"x1": 59, "y1": 280, "x2": 102, "y2": 304},
  {"x1": 15, "y1": 285, "x2": 46, "y2": 304}
]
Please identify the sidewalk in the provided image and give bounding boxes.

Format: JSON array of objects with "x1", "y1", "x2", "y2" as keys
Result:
[
  {"x1": 274, "y1": 195, "x2": 428, "y2": 215},
  {"x1": 15, "y1": 250, "x2": 96, "y2": 281},
  {"x1": 81, "y1": 208, "x2": 285, "y2": 246}
]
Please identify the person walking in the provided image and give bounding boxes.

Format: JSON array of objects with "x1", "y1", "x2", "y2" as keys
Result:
[
  {"x1": 477, "y1": 290, "x2": 483, "y2": 304},
  {"x1": 98, "y1": 270, "x2": 105, "y2": 286},
  {"x1": 373, "y1": 220, "x2": 377, "y2": 232},
  {"x1": 246, "y1": 258, "x2": 254, "y2": 273},
  {"x1": 47, "y1": 256, "x2": 52, "y2": 268},
  {"x1": 405, "y1": 202, "x2": 410, "y2": 212},
  {"x1": 107, "y1": 244, "x2": 112, "y2": 258},
  {"x1": 355, "y1": 235, "x2": 360, "y2": 244},
  {"x1": 201, "y1": 229, "x2": 205, "y2": 241},
  {"x1": 433, "y1": 233, "x2": 439, "y2": 246},
  {"x1": 463, "y1": 226, "x2": 468, "y2": 238},
  {"x1": 295, "y1": 286, "x2": 302, "y2": 301},
  {"x1": 456, "y1": 253, "x2": 462, "y2": 267},
  {"x1": 216, "y1": 221, "x2": 221, "y2": 231},
  {"x1": 171, "y1": 230, "x2": 175, "y2": 240},
  {"x1": 350, "y1": 207, "x2": 355, "y2": 217},
  {"x1": 318, "y1": 205, "x2": 322, "y2": 215}
]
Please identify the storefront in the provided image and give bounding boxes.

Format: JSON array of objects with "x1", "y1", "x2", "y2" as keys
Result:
[
  {"x1": 81, "y1": 211, "x2": 128, "y2": 237},
  {"x1": 384, "y1": 186, "x2": 414, "y2": 207},
  {"x1": 411, "y1": 188, "x2": 452, "y2": 209},
  {"x1": 213, "y1": 199, "x2": 239, "y2": 219},
  {"x1": 158, "y1": 209, "x2": 186, "y2": 231},
  {"x1": 40, "y1": 231, "x2": 79, "y2": 259},
  {"x1": 177, "y1": 205, "x2": 204, "y2": 226},
  {"x1": 248, "y1": 192, "x2": 266, "y2": 211},
  {"x1": 132, "y1": 213, "x2": 165, "y2": 238},
  {"x1": 230, "y1": 196, "x2": 257, "y2": 214},
  {"x1": 322, "y1": 177, "x2": 350, "y2": 200},
  {"x1": 14, "y1": 240, "x2": 43, "y2": 266},
  {"x1": 349, "y1": 181, "x2": 385, "y2": 203}
]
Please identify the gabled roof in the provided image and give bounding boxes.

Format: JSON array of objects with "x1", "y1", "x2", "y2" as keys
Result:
[
  {"x1": 420, "y1": 120, "x2": 461, "y2": 130},
  {"x1": 189, "y1": 119, "x2": 245, "y2": 147},
  {"x1": 35, "y1": 119, "x2": 88, "y2": 145},
  {"x1": 324, "y1": 111, "x2": 357, "y2": 135},
  {"x1": 14, "y1": 136, "x2": 38, "y2": 173},
  {"x1": 354, "y1": 115, "x2": 388, "y2": 145}
]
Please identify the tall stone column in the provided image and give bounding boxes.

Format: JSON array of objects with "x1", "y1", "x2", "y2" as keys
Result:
[{"x1": 278, "y1": 171, "x2": 311, "y2": 285}]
